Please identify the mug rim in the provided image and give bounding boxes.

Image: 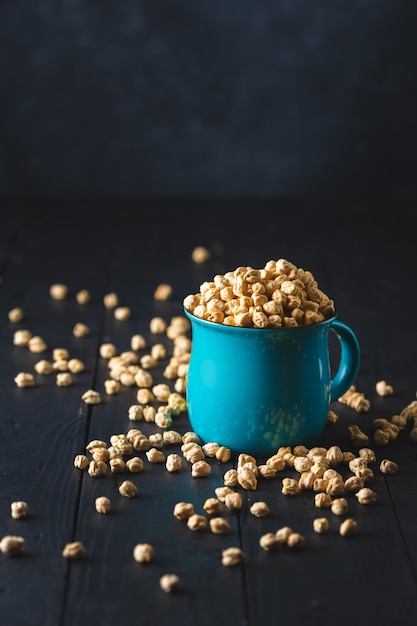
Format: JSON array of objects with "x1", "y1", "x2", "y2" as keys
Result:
[{"x1": 183, "y1": 307, "x2": 338, "y2": 334}]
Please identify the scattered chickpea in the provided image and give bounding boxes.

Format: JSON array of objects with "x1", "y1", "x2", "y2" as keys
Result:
[
  {"x1": 313, "y1": 517, "x2": 330, "y2": 534},
  {"x1": 173, "y1": 502, "x2": 195, "y2": 520},
  {"x1": 50, "y1": 283, "x2": 68, "y2": 300},
  {"x1": 88, "y1": 460, "x2": 108, "y2": 477},
  {"x1": 110, "y1": 457, "x2": 126, "y2": 473},
  {"x1": 281, "y1": 477, "x2": 300, "y2": 496},
  {"x1": 275, "y1": 526, "x2": 294, "y2": 544},
  {"x1": 93, "y1": 448, "x2": 110, "y2": 463},
  {"x1": 168, "y1": 392, "x2": 187, "y2": 414},
  {"x1": 149, "y1": 316, "x2": 167, "y2": 334},
  {"x1": 11, "y1": 501, "x2": 28, "y2": 519},
  {"x1": 146, "y1": 448, "x2": 165, "y2": 463},
  {"x1": 376, "y1": 380, "x2": 394, "y2": 396},
  {"x1": 114, "y1": 306, "x2": 131, "y2": 321},
  {"x1": 187, "y1": 514, "x2": 207, "y2": 531},
  {"x1": 344, "y1": 476, "x2": 364, "y2": 492},
  {"x1": 152, "y1": 383, "x2": 171, "y2": 401},
  {"x1": 52, "y1": 348, "x2": 68, "y2": 361},
  {"x1": 202, "y1": 442, "x2": 220, "y2": 457},
  {"x1": 355, "y1": 487, "x2": 377, "y2": 505},
  {"x1": 140, "y1": 354, "x2": 158, "y2": 370},
  {"x1": 156, "y1": 407, "x2": 173, "y2": 429},
  {"x1": 135, "y1": 370, "x2": 153, "y2": 388},
  {"x1": 126, "y1": 457, "x2": 144, "y2": 473},
  {"x1": 104, "y1": 379, "x2": 121, "y2": 395},
  {"x1": 348, "y1": 424, "x2": 369, "y2": 446},
  {"x1": 237, "y1": 467, "x2": 257, "y2": 490},
  {"x1": 293, "y1": 456, "x2": 313, "y2": 473},
  {"x1": 379, "y1": 458, "x2": 399, "y2": 475},
  {"x1": 249, "y1": 501, "x2": 270, "y2": 518},
  {"x1": 258, "y1": 464, "x2": 277, "y2": 479},
  {"x1": 128, "y1": 405, "x2": 144, "y2": 421},
  {"x1": 14, "y1": 372, "x2": 35, "y2": 388},
  {"x1": 339, "y1": 518, "x2": 358, "y2": 537},
  {"x1": 327, "y1": 409, "x2": 339, "y2": 424},
  {"x1": 160, "y1": 573, "x2": 179, "y2": 593},
  {"x1": 74, "y1": 454, "x2": 89, "y2": 469},
  {"x1": 111, "y1": 434, "x2": 133, "y2": 455},
  {"x1": 163, "y1": 430, "x2": 182, "y2": 445},
  {"x1": 287, "y1": 532, "x2": 305, "y2": 548},
  {"x1": 222, "y1": 469, "x2": 237, "y2": 487},
  {"x1": 56, "y1": 372, "x2": 73, "y2": 387},
  {"x1": 13, "y1": 329, "x2": 32, "y2": 346},
  {"x1": 86, "y1": 439, "x2": 107, "y2": 452},
  {"x1": 151, "y1": 343, "x2": 167, "y2": 361},
  {"x1": 100, "y1": 343, "x2": 118, "y2": 359},
  {"x1": 331, "y1": 497, "x2": 348, "y2": 516},
  {"x1": 358, "y1": 447, "x2": 376, "y2": 463},
  {"x1": 338, "y1": 385, "x2": 371, "y2": 412},
  {"x1": 81, "y1": 389, "x2": 102, "y2": 404},
  {"x1": 132, "y1": 434, "x2": 152, "y2": 452},
  {"x1": 298, "y1": 471, "x2": 315, "y2": 490},
  {"x1": 203, "y1": 498, "x2": 223, "y2": 515},
  {"x1": 103, "y1": 292, "x2": 119, "y2": 309},
  {"x1": 75, "y1": 289, "x2": 91, "y2": 304},
  {"x1": 0, "y1": 535, "x2": 25, "y2": 556},
  {"x1": 133, "y1": 543, "x2": 154, "y2": 563},
  {"x1": 154, "y1": 283, "x2": 173, "y2": 301},
  {"x1": 182, "y1": 443, "x2": 205, "y2": 464},
  {"x1": 28, "y1": 335, "x2": 48, "y2": 353},
  {"x1": 182, "y1": 431, "x2": 201, "y2": 445},
  {"x1": 62, "y1": 541, "x2": 86, "y2": 559},
  {"x1": 149, "y1": 433, "x2": 163, "y2": 449},
  {"x1": 315, "y1": 493, "x2": 332, "y2": 509},
  {"x1": 224, "y1": 492, "x2": 243, "y2": 511},
  {"x1": 215, "y1": 445, "x2": 232, "y2": 463},
  {"x1": 191, "y1": 460, "x2": 211, "y2": 477},
  {"x1": 313, "y1": 477, "x2": 329, "y2": 492},
  {"x1": 119, "y1": 480, "x2": 138, "y2": 498},
  {"x1": 266, "y1": 454, "x2": 286, "y2": 472},
  {"x1": 259, "y1": 532, "x2": 281, "y2": 551},
  {"x1": 95, "y1": 496, "x2": 111, "y2": 514},
  {"x1": 165, "y1": 453, "x2": 182, "y2": 472},
  {"x1": 131, "y1": 334, "x2": 147, "y2": 350},
  {"x1": 191, "y1": 246, "x2": 211, "y2": 264},
  {"x1": 137, "y1": 388, "x2": 154, "y2": 404},
  {"x1": 8, "y1": 307, "x2": 24, "y2": 322},
  {"x1": 209, "y1": 517, "x2": 231, "y2": 534},
  {"x1": 356, "y1": 467, "x2": 374, "y2": 483},
  {"x1": 68, "y1": 358, "x2": 85, "y2": 373},
  {"x1": 73, "y1": 322, "x2": 90, "y2": 338},
  {"x1": 373, "y1": 418, "x2": 399, "y2": 443},
  {"x1": 53, "y1": 358, "x2": 69, "y2": 372},
  {"x1": 222, "y1": 547, "x2": 245, "y2": 566},
  {"x1": 215, "y1": 486, "x2": 234, "y2": 502},
  {"x1": 349, "y1": 456, "x2": 367, "y2": 475},
  {"x1": 326, "y1": 477, "x2": 345, "y2": 496}
]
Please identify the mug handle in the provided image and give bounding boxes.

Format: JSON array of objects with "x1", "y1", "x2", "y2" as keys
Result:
[{"x1": 329, "y1": 319, "x2": 361, "y2": 402}]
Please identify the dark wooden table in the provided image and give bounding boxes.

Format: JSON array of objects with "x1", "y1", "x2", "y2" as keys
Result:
[{"x1": 1, "y1": 201, "x2": 417, "y2": 626}]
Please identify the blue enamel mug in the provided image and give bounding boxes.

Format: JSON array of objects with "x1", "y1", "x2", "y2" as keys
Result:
[{"x1": 184, "y1": 310, "x2": 360, "y2": 456}]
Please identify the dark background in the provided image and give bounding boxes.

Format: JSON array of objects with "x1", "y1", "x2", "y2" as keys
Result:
[{"x1": 1, "y1": 0, "x2": 416, "y2": 200}]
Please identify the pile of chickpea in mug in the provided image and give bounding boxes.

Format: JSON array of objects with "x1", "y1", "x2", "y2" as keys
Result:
[
  {"x1": 183, "y1": 257, "x2": 336, "y2": 328},
  {"x1": 4, "y1": 250, "x2": 417, "y2": 595}
]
